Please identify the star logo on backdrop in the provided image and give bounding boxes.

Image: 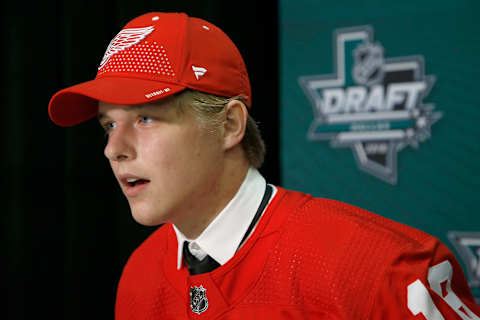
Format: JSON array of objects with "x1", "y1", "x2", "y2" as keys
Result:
[
  {"x1": 448, "y1": 231, "x2": 480, "y2": 299},
  {"x1": 299, "y1": 26, "x2": 442, "y2": 184}
]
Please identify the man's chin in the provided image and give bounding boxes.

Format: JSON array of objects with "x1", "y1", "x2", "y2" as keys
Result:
[
  {"x1": 129, "y1": 206, "x2": 165, "y2": 226},
  {"x1": 132, "y1": 213, "x2": 164, "y2": 226}
]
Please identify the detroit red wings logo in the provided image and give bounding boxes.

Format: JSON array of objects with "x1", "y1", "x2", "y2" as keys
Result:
[{"x1": 98, "y1": 26, "x2": 155, "y2": 70}]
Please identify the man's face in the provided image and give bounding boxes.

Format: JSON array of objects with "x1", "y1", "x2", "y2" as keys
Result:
[{"x1": 98, "y1": 99, "x2": 225, "y2": 227}]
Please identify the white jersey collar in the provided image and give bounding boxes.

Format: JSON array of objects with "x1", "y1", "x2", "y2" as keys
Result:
[{"x1": 173, "y1": 167, "x2": 276, "y2": 270}]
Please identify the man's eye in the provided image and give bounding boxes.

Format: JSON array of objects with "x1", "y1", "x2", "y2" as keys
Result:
[
  {"x1": 103, "y1": 122, "x2": 117, "y2": 132},
  {"x1": 140, "y1": 116, "x2": 154, "y2": 124}
]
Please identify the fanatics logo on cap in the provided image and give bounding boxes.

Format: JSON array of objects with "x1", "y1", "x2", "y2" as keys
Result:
[
  {"x1": 190, "y1": 285, "x2": 208, "y2": 314},
  {"x1": 192, "y1": 65, "x2": 207, "y2": 80},
  {"x1": 99, "y1": 26, "x2": 155, "y2": 70}
]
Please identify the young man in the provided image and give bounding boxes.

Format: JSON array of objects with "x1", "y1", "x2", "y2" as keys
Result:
[{"x1": 49, "y1": 12, "x2": 479, "y2": 319}]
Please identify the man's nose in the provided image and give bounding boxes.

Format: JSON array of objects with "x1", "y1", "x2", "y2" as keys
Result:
[{"x1": 104, "y1": 126, "x2": 136, "y2": 162}]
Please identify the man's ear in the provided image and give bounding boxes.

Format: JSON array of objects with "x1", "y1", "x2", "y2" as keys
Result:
[{"x1": 223, "y1": 99, "x2": 248, "y2": 150}]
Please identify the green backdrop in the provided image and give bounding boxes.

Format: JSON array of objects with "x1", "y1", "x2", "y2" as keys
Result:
[{"x1": 280, "y1": 0, "x2": 480, "y2": 301}]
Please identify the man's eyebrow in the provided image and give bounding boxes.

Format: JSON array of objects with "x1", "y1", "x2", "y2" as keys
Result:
[
  {"x1": 97, "y1": 113, "x2": 107, "y2": 121},
  {"x1": 97, "y1": 104, "x2": 153, "y2": 118}
]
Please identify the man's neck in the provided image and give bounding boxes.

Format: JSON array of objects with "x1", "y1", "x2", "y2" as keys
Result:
[{"x1": 173, "y1": 155, "x2": 250, "y2": 239}]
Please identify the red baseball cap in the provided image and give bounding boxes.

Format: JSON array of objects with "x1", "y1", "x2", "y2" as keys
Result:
[{"x1": 48, "y1": 12, "x2": 251, "y2": 127}]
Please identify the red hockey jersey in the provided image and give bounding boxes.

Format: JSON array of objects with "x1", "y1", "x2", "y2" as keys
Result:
[{"x1": 115, "y1": 187, "x2": 480, "y2": 319}]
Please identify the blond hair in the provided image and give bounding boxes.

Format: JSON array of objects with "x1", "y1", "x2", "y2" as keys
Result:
[{"x1": 173, "y1": 90, "x2": 265, "y2": 168}]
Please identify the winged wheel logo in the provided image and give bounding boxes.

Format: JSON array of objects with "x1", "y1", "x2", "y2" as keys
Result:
[{"x1": 98, "y1": 26, "x2": 155, "y2": 70}]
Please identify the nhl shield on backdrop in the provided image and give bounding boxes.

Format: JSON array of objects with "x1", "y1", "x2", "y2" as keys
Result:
[
  {"x1": 299, "y1": 26, "x2": 442, "y2": 184},
  {"x1": 190, "y1": 285, "x2": 209, "y2": 315}
]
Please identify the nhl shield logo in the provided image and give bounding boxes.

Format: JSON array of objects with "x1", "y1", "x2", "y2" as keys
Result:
[
  {"x1": 352, "y1": 42, "x2": 384, "y2": 86},
  {"x1": 190, "y1": 285, "x2": 208, "y2": 315}
]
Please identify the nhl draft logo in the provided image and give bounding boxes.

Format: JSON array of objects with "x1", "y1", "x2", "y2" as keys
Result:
[
  {"x1": 299, "y1": 26, "x2": 442, "y2": 184},
  {"x1": 190, "y1": 285, "x2": 208, "y2": 315},
  {"x1": 448, "y1": 231, "x2": 480, "y2": 303}
]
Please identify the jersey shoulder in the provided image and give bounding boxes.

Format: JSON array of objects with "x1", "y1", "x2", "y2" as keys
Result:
[
  {"x1": 124, "y1": 223, "x2": 171, "y2": 269},
  {"x1": 283, "y1": 191, "x2": 433, "y2": 251},
  {"x1": 264, "y1": 190, "x2": 445, "y2": 317},
  {"x1": 117, "y1": 223, "x2": 172, "y2": 289}
]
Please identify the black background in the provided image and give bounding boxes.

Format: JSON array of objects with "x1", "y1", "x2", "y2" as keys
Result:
[{"x1": 3, "y1": 1, "x2": 279, "y2": 318}]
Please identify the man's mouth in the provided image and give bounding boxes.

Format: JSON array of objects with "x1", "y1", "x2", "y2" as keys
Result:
[
  {"x1": 126, "y1": 178, "x2": 150, "y2": 187},
  {"x1": 119, "y1": 175, "x2": 151, "y2": 197}
]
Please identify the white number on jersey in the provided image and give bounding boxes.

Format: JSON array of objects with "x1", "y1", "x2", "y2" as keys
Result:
[{"x1": 407, "y1": 260, "x2": 479, "y2": 320}]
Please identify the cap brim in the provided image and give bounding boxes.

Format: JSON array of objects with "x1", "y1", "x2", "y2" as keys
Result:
[{"x1": 48, "y1": 77, "x2": 186, "y2": 127}]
